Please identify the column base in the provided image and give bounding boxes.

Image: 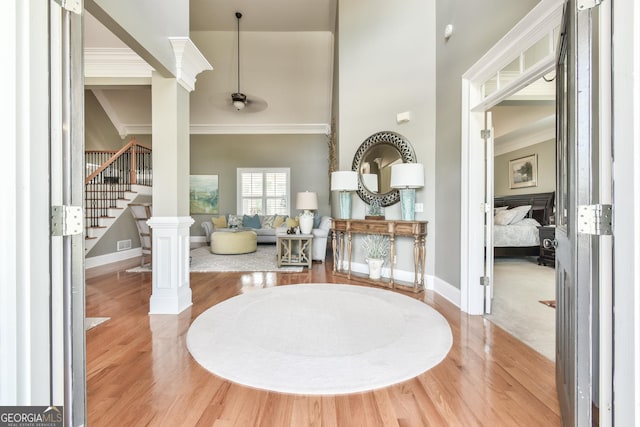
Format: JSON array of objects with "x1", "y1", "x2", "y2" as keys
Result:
[{"x1": 147, "y1": 216, "x2": 194, "y2": 314}]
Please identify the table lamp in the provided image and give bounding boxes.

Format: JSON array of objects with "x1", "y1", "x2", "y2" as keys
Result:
[
  {"x1": 330, "y1": 171, "x2": 358, "y2": 219},
  {"x1": 296, "y1": 191, "x2": 318, "y2": 234},
  {"x1": 390, "y1": 163, "x2": 424, "y2": 221}
]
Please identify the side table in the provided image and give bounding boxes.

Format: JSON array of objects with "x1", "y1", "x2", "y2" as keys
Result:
[
  {"x1": 538, "y1": 225, "x2": 556, "y2": 266},
  {"x1": 276, "y1": 233, "x2": 313, "y2": 268}
]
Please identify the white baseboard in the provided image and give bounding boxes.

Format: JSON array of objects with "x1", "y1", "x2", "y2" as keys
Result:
[
  {"x1": 85, "y1": 247, "x2": 142, "y2": 269},
  {"x1": 430, "y1": 275, "x2": 461, "y2": 308},
  {"x1": 349, "y1": 262, "x2": 460, "y2": 307},
  {"x1": 190, "y1": 236, "x2": 208, "y2": 243}
]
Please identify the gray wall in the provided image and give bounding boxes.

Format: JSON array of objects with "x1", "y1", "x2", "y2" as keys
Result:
[
  {"x1": 494, "y1": 139, "x2": 555, "y2": 196},
  {"x1": 338, "y1": 0, "x2": 437, "y2": 274},
  {"x1": 85, "y1": 90, "x2": 152, "y2": 258},
  {"x1": 435, "y1": 0, "x2": 540, "y2": 288},
  {"x1": 190, "y1": 134, "x2": 331, "y2": 237}
]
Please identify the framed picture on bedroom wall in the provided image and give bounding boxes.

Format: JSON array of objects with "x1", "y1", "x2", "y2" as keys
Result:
[
  {"x1": 190, "y1": 175, "x2": 219, "y2": 214},
  {"x1": 509, "y1": 154, "x2": 538, "y2": 189}
]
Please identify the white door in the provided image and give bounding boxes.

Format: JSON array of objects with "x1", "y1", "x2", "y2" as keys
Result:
[{"x1": 483, "y1": 112, "x2": 494, "y2": 313}]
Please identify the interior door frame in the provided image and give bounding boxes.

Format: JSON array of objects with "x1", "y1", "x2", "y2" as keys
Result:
[{"x1": 460, "y1": 0, "x2": 564, "y2": 315}]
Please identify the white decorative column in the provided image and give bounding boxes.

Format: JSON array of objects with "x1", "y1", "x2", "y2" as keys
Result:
[
  {"x1": 148, "y1": 38, "x2": 212, "y2": 314},
  {"x1": 148, "y1": 216, "x2": 194, "y2": 313}
]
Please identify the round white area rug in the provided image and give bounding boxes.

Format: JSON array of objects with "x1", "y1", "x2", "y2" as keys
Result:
[{"x1": 186, "y1": 284, "x2": 453, "y2": 395}]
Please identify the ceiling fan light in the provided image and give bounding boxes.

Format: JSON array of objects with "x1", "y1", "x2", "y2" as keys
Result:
[{"x1": 231, "y1": 92, "x2": 247, "y2": 110}]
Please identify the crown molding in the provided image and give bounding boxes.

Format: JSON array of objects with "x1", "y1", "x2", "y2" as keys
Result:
[
  {"x1": 189, "y1": 123, "x2": 331, "y2": 135},
  {"x1": 85, "y1": 120, "x2": 330, "y2": 137},
  {"x1": 168, "y1": 37, "x2": 213, "y2": 92},
  {"x1": 84, "y1": 48, "x2": 154, "y2": 79}
]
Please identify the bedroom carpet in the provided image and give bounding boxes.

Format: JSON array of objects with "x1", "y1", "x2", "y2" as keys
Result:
[
  {"x1": 126, "y1": 245, "x2": 303, "y2": 273},
  {"x1": 187, "y1": 283, "x2": 453, "y2": 395},
  {"x1": 485, "y1": 258, "x2": 555, "y2": 360}
]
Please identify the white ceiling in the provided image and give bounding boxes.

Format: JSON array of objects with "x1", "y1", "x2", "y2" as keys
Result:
[{"x1": 84, "y1": 1, "x2": 337, "y2": 137}]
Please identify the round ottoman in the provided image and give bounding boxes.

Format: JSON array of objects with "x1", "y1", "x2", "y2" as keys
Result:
[{"x1": 210, "y1": 230, "x2": 257, "y2": 255}]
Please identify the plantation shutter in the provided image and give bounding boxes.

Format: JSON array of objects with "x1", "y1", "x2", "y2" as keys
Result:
[{"x1": 238, "y1": 168, "x2": 290, "y2": 216}]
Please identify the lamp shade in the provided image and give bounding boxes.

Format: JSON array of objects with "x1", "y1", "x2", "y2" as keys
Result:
[
  {"x1": 331, "y1": 171, "x2": 358, "y2": 191},
  {"x1": 390, "y1": 163, "x2": 424, "y2": 189},
  {"x1": 296, "y1": 191, "x2": 318, "y2": 210}
]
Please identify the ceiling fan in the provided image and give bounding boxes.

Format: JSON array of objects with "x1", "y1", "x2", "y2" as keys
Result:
[{"x1": 225, "y1": 12, "x2": 268, "y2": 113}]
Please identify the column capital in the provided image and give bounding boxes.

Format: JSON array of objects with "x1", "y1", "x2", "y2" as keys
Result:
[{"x1": 168, "y1": 37, "x2": 212, "y2": 92}]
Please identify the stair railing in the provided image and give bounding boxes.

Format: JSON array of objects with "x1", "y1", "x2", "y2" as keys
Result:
[{"x1": 85, "y1": 138, "x2": 152, "y2": 230}]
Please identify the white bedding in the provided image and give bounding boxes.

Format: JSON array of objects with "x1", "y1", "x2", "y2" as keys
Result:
[{"x1": 493, "y1": 218, "x2": 541, "y2": 247}]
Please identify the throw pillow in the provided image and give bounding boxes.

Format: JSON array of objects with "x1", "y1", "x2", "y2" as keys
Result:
[
  {"x1": 243, "y1": 214, "x2": 261, "y2": 229},
  {"x1": 313, "y1": 213, "x2": 322, "y2": 229},
  {"x1": 211, "y1": 216, "x2": 227, "y2": 228},
  {"x1": 227, "y1": 214, "x2": 243, "y2": 227},
  {"x1": 261, "y1": 215, "x2": 276, "y2": 229},
  {"x1": 285, "y1": 217, "x2": 299, "y2": 228},
  {"x1": 273, "y1": 215, "x2": 286, "y2": 228}
]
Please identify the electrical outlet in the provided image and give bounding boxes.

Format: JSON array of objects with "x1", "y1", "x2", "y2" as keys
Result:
[{"x1": 415, "y1": 203, "x2": 424, "y2": 213}]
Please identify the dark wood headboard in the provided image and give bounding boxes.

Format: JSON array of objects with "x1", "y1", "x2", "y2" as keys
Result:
[{"x1": 494, "y1": 192, "x2": 555, "y2": 226}]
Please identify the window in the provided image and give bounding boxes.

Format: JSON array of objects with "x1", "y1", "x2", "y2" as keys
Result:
[{"x1": 237, "y1": 168, "x2": 290, "y2": 215}]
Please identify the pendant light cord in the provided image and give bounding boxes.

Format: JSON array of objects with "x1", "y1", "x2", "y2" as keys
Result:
[{"x1": 236, "y1": 12, "x2": 241, "y2": 94}]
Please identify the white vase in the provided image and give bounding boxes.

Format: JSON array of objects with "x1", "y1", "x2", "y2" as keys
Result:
[{"x1": 366, "y1": 258, "x2": 384, "y2": 280}]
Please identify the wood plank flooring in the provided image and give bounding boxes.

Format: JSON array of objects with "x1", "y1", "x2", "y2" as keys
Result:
[{"x1": 85, "y1": 253, "x2": 560, "y2": 426}]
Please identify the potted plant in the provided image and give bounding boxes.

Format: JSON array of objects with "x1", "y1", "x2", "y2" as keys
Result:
[{"x1": 362, "y1": 234, "x2": 389, "y2": 280}]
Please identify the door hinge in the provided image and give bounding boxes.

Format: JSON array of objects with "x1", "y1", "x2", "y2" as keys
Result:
[
  {"x1": 54, "y1": 0, "x2": 82, "y2": 14},
  {"x1": 51, "y1": 206, "x2": 84, "y2": 236},
  {"x1": 577, "y1": 0, "x2": 602, "y2": 11},
  {"x1": 480, "y1": 276, "x2": 490, "y2": 286},
  {"x1": 577, "y1": 204, "x2": 612, "y2": 235},
  {"x1": 480, "y1": 129, "x2": 491, "y2": 139}
]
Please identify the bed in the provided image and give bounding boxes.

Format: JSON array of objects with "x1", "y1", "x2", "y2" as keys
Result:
[{"x1": 493, "y1": 192, "x2": 555, "y2": 258}]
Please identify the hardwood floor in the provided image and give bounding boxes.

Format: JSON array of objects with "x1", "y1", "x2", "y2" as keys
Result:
[{"x1": 85, "y1": 255, "x2": 560, "y2": 426}]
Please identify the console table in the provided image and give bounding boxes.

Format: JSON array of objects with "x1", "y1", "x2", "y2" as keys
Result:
[{"x1": 331, "y1": 219, "x2": 427, "y2": 293}]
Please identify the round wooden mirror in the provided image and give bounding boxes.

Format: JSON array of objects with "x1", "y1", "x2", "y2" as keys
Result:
[{"x1": 351, "y1": 131, "x2": 417, "y2": 207}]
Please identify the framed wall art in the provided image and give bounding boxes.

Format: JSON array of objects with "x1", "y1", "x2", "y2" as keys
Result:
[
  {"x1": 190, "y1": 175, "x2": 219, "y2": 214},
  {"x1": 509, "y1": 154, "x2": 538, "y2": 189}
]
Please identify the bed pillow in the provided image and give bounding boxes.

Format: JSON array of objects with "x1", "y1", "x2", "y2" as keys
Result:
[
  {"x1": 507, "y1": 205, "x2": 532, "y2": 224},
  {"x1": 494, "y1": 209, "x2": 520, "y2": 225},
  {"x1": 494, "y1": 206, "x2": 509, "y2": 215}
]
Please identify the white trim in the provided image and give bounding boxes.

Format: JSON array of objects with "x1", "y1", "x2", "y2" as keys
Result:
[
  {"x1": 430, "y1": 276, "x2": 461, "y2": 308},
  {"x1": 460, "y1": 0, "x2": 564, "y2": 314},
  {"x1": 190, "y1": 123, "x2": 331, "y2": 135},
  {"x1": 494, "y1": 114, "x2": 555, "y2": 156},
  {"x1": 84, "y1": 247, "x2": 142, "y2": 269},
  {"x1": 84, "y1": 47, "x2": 154, "y2": 79},
  {"x1": 85, "y1": 123, "x2": 332, "y2": 137},
  {"x1": 462, "y1": 0, "x2": 564, "y2": 83},
  {"x1": 168, "y1": 37, "x2": 213, "y2": 92},
  {"x1": 190, "y1": 236, "x2": 207, "y2": 244}
]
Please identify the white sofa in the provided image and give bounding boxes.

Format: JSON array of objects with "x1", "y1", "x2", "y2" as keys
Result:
[
  {"x1": 201, "y1": 214, "x2": 332, "y2": 262},
  {"x1": 311, "y1": 215, "x2": 332, "y2": 262}
]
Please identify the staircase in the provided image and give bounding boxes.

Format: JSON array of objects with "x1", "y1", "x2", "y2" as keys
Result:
[{"x1": 85, "y1": 139, "x2": 152, "y2": 254}]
